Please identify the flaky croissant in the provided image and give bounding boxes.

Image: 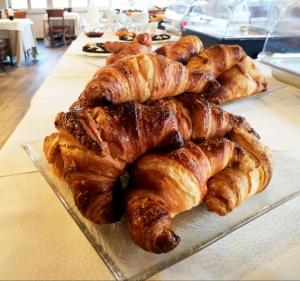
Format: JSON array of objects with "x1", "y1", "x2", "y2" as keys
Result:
[
  {"x1": 104, "y1": 33, "x2": 154, "y2": 65},
  {"x1": 204, "y1": 128, "x2": 273, "y2": 215},
  {"x1": 106, "y1": 43, "x2": 154, "y2": 65},
  {"x1": 206, "y1": 62, "x2": 267, "y2": 104},
  {"x1": 125, "y1": 138, "x2": 240, "y2": 253},
  {"x1": 44, "y1": 95, "x2": 255, "y2": 225},
  {"x1": 187, "y1": 44, "x2": 246, "y2": 78},
  {"x1": 71, "y1": 54, "x2": 217, "y2": 109},
  {"x1": 155, "y1": 35, "x2": 203, "y2": 64}
]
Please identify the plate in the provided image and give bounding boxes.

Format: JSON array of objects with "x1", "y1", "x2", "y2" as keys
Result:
[
  {"x1": 22, "y1": 141, "x2": 300, "y2": 281},
  {"x1": 75, "y1": 50, "x2": 111, "y2": 57}
]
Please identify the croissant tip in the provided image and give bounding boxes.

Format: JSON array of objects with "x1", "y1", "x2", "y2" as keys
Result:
[{"x1": 154, "y1": 229, "x2": 181, "y2": 254}]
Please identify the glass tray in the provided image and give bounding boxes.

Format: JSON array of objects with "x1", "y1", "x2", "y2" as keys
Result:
[{"x1": 22, "y1": 141, "x2": 300, "y2": 281}]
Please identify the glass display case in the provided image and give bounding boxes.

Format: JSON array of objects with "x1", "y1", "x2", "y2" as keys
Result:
[
  {"x1": 162, "y1": 0, "x2": 197, "y2": 34},
  {"x1": 259, "y1": 0, "x2": 300, "y2": 88},
  {"x1": 181, "y1": 0, "x2": 279, "y2": 58}
]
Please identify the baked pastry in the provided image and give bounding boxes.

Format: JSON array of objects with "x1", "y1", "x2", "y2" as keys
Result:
[
  {"x1": 106, "y1": 43, "x2": 154, "y2": 65},
  {"x1": 155, "y1": 35, "x2": 203, "y2": 64},
  {"x1": 44, "y1": 96, "x2": 255, "y2": 225},
  {"x1": 205, "y1": 128, "x2": 273, "y2": 215},
  {"x1": 206, "y1": 56, "x2": 268, "y2": 104},
  {"x1": 125, "y1": 138, "x2": 240, "y2": 253},
  {"x1": 71, "y1": 54, "x2": 218, "y2": 109},
  {"x1": 187, "y1": 44, "x2": 246, "y2": 78}
]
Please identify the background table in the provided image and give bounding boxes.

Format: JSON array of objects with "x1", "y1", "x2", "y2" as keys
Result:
[
  {"x1": 0, "y1": 33, "x2": 300, "y2": 280},
  {"x1": 43, "y1": 12, "x2": 81, "y2": 39},
  {"x1": 0, "y1": 18, "x2": 37, "y2": 63}
]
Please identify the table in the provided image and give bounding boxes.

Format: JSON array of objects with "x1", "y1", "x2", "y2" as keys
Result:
[
  {"x1": 43, "y1": 12, "x2": 81, "y2": 39},
  {"x1": 0, "y1": 18, "x2": 37, "y2": 63},
  {"x1": 0, "y1": 33, "x2": 300, "y2": 280}
]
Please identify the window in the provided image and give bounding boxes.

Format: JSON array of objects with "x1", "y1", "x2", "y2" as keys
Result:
[
  {"x1": 30, "y1": 0, "x2": 47, "y2": 9},
  {"x1": 52, "y1": 0, "x2": 69, "y2": 8},
  {"x1": 92, "y1": 0, "x2": 110, "y2": 7},
  {"x1": 72, "y1": 0, "x2": 88, "y2": 8},
  {"x1": 10, "y1": 0, "x2": 28, "y2": 9}
]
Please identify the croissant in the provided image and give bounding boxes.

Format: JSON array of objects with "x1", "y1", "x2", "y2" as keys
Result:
[
  {"x1": 45, "y1": 96, "x2": 255, "y2": 224},
  {"x1": 133, "y1": 32, "x2": 152, "y2": 47},
  {"x1": 71, "y1": 54, "x2": 218, "y2": 109},
  {"x1": 106, "y1": 43, "x2": 154, "y2": 65},
  {"x1": 125, "y1": 138, "x2": 240, "y2": 253},
  {"x1": 187, "y1": 44, "x2": 246, "y2": 78},
  {"x1": 204, "y1": 128, "x2": 273, "y2": 215},
  {"x1": 155, "y1": 42, "x2": 174, "y2": 57},
  {"x1": 155, "y1": 35, "x2": 203, "y2": 64},
  {"x1": 103, "y1": 33, "x2": 152, "y2": 53},
  {"x1": 206, "y1": 64, "x2": 267, "y2": 104}
]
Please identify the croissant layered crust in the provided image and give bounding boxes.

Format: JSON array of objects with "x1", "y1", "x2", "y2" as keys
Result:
[
  {"x1": 155, "y1": 35, "x2": 204, "y2": 64},
  {"x1": 204, "y1": 128, "x2": 273, "y2": 215},
  {"x1": 45, "y1": 94, "x2": 257, "y2": 224},
  {"x1": 72, "y1": 54, "x2": 217, "y2": 109},
  {"x1": 126, "y1": 138, "x2": 237, "y2": 253},
  {"x1": 187, "y1": 44, "x2": 246, "y2": 78},
  {"x1": 206, "y1": 56, "x2": 268, "y2": 104}
]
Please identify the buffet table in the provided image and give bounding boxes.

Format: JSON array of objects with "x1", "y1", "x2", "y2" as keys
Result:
[
  {"x1": 0, "y1": 19, "x2": 37, "y2": 63},
  {"x1": 0, "y1": 33, "x2": 300, "y2": 280}
]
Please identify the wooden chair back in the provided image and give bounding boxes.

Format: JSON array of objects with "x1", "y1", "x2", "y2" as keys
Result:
[{"x1": 46, "y1": 9, "x2": 65, "y2": 31}]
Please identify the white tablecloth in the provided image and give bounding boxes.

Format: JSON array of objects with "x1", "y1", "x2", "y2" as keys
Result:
[
  {"x1": 43, "y1": 12, "x2": 81, "y2": 38},
  {"x1": 0, "y1": 33, "x2": 300, "y2": 280},
  {"x1": 0, "y1": 19, "x2": 37, "y2": 63}
]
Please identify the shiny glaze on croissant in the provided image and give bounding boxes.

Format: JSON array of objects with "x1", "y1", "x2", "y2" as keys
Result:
[
  {"x1": 204, "y1": 128, "x2": 273, "y2": 215},
  {"x1": 45, "y1": 96, "x2": 255, "y2": 224},
  {"x1": 126, "y1": 138, "x2": 238, "y2": 253},
  {"x1": 155, "y1": 35, "x2": 203, "y2": 64},
  {"x1": 106, "y1": 43, "x2": 154, "y2": 65},
  {"x1": 71, "y1": 54, "x2": 217, "y2": 109},
  {"x1": 207, "y1": 60, "x2": 267, "y2": 104},
  {"x1": 187, "y1": 44, "x2": 246, "y2": 78},
  {"x1": 44, "y1": 102, "x2": 182, "y2": 224}
]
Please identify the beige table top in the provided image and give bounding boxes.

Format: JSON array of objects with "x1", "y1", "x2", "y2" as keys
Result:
[
  {"x1": 0, "y1": 33, "x2": 300, "y2": 280},
  {"x1": 0, "y1": 18, "x2": 33, "y2": 31}
]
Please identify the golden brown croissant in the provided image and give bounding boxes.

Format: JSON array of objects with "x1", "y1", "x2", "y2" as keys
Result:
[
  {"x1": 133, "y1": 32, "x2": 152, "y2": 47},
  {"x1": 204, "y1": 128, "x2": 273, "y2": 215},
  {"x1": 206, "y1": 64, "x2": 267, "y2": 104},
  {"x1": 45, "y1": 95, "x2": 255, "y2": 225},
  {"x1": 71, "y1": 54, "x2": 217, "y2": 109},
  {"x1": 155, "y1": 42, "x2": 174, "y2": 57},
  {"x1": 106, "y1": 43, "x2": 154, "y2": 65},
  {"x1": 125, "y1": 138, "x2": 240, "y2": 253},
  {"x1": 155, "y1": 35, "x2": 203, "y2": 64},
  {"x1": 44, "y1": 102, "x2": 183, "y2": 224},
  {"x1": 187, "y1": 44, "x2": 246, "y2": 78}
]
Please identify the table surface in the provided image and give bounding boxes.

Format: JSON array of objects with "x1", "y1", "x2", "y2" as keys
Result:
[
  {"x1": 0, "y1": 32, "x2": 300, "y2": 280},
  {"x1": 0, "y1": 18, "x2": 33, "y2": 31}
]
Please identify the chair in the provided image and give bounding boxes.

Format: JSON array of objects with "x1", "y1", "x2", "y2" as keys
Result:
[
  {"x1": 64, "y1": 8, "x2": 72, "y2": 12},
  {"x1": 46, "y1": 9, "x2": 71, "y2": 47},
  {"x1": 0, "y1": 39, "x2": 13, "y2": 72}
]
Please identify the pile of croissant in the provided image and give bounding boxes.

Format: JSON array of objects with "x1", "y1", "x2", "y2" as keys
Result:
[{"x1": 44, "y1": 34, "x2": 273, "y2": 254}]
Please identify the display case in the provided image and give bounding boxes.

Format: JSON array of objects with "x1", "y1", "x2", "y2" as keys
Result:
[
  {"x1": 259, "y1": 0, "x2": 300, "y2": 88},
  {"x1": 181, "y1": 0, "x2": 279, "y2": 58},
  {"x1": 162, "y1": 0, "x2": 197, "y2": 34}
]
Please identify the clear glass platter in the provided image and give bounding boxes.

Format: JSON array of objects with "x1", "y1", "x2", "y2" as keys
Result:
[{"x1": 23, "y1": 141, "x2": 300, "y2": 281}]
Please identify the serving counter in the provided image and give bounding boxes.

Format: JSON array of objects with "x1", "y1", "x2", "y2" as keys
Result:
[{"x1": 0, "y1": 33, "x2": 300, "y2": 280}]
